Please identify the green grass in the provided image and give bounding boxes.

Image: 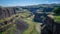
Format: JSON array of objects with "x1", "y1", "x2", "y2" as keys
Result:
[
  {"x1": 47, "y1": 12, "x2": 60, "y2": 23},
  {"x1": 31, "y1": 24, "x2": 39, "y2": 34},
  {"x1": 0, "y1": 14, "x2": 17, "y2": 23},
  {"x1": 18, "y1": 12, "x2": 38, "y2": 34},
  {"x1": 21, "y1": 19, "x2": 35, "y2": 34},
  {"x1": 18, "y1": 12, "x2": 30, "y2": 18},
  {"x1": 6, "y1": 25, "x2": 16, "y2": 34},
  {"x1": 2, "y1": 24, "x2": 16, "y2": 34},
  {"x1": 53, "y1": 16, "x2": 60, "y2": 23},
  {"x1": 0, "y1": 14, "x2": 20, "y2": 34},
  {"x1": 0, "y1": 12, "x2": 38, "y2": 34}
]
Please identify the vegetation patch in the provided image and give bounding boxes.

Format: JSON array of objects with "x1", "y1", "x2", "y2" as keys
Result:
[
  {"x1": 18, "y1": 12, "x2": 38, "y2": 34},
  {"x1": 53, "y1": 16, "x2": 60, "y2": 23}
]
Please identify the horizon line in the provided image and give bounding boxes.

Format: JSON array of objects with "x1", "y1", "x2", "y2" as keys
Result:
[{"x1": 0, "y1": 3, "x2": 60, "y2": 7}]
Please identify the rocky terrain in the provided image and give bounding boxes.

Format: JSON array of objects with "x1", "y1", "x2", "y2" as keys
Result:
[{"x1": 0, "y1": 4, "x2": 60, "y2": 34}]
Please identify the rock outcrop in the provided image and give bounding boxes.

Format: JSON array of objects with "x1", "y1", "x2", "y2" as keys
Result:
[
  {"x1": 0, "y1": 7, "x2": 17, "y2": 34},
  {"x1": 41, "y1": 15, "x2": 60, "y2": 34},
  {"x1": 0, "y1": 7, "x2": 16, "y2": 19}
]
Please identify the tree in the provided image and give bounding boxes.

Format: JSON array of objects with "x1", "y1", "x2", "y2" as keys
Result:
[{"x1": 53, "y1": 6, "x2": 60, "y2": 14}]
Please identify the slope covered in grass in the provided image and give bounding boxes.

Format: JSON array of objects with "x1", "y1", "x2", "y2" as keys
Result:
[
  {"x1": 18, "y1": 12, "x2": 38, "y2": 34},
  {"x1": 53, "y1": 16, "x2": 60, "y2": 23}
]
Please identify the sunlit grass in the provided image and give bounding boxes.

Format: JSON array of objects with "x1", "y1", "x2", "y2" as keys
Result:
[
  {"x1": 2, "y1": 24, "x2": 16, "y2": 34},
  {"x1": 18, "y1": 12, "x2": 38, "y2": 34},
  {"x1": 0, "y1": 14, "x2": 20, "y2": 34},
  {"x1": 53, "y1": 16, "x2": 60, "y2": 23},
  {"x1": 21, "y1": 19, "x2": 34, "y2": 34},
  {"x1": 18, "y1": 12, "x2": 30, "y2": 18},
  {"x1": 0, "y1": 12, "x2": 38, "y2": 34}
]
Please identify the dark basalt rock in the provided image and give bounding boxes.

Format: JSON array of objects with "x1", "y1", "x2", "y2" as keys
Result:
[
  {"x1": 41, "y1": 15, "x2": 60, "y2": 34},
  {"x1": 41, "y1": 15, "x2": 54, "y2": 34},
  {"x1": 33, "y1": 13, "x2": 47, "y2": 23},
  {"x1": 0, "y1": 7, "x2": 17, "y2": 19},
  {"x1": 16, "y1": 19, "x2": 28, "y2": 31},
  {"x1": 53, "y1": 22, "x2": 60, "y2": 34},
  {"x1": 4, "y1": 21, "x2": 8, "y2": 24}
]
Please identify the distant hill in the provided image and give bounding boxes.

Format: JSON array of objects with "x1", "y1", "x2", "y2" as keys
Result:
[
  {"x1": 1, "y1": 4, "x2": 60, "y2": 14},
  {"x1": 20, "y1": 4, "x2": 60, "y2": 14}
]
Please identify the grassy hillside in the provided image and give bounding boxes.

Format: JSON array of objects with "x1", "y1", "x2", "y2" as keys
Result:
[
  {"x1": 53, "y1": 16, "x2": 60, "y2": 23},
  {"x1": 18, "y1": 12, "x2": 38, "y2": 34}
]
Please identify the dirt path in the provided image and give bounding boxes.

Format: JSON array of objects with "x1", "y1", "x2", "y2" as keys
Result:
[{"x1": 36, "y1": 23, "x2": 43, "y2": 34}]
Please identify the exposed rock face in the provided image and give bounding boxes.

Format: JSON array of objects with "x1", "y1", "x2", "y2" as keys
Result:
[
  {"x1": 13, "y1": 19, "x2": 28, "y2": 34},
  {"x1": 16, "y1": 19, "x2": 28, "y2": 31},
  {"x1": 0, "y1": 7, "x2": 28, "y2": 34},
  {"x1": 41, "y1": 15, "x2": 60, "y2": 34},
  {"x1": 33, "y1": 12, "x2": 47, "y2": 23},
  {"x1": 53, "y1": 23, "x2": 60, "y2": 34},
  {"x1": 0, "y1": 7, "x2": 17, "y2": 33},
  {"x1": 0, "y1": 7, "x2": 16, "y2": 19},
  {"x1": 0, "y1": 8, "x2": 3, "y2": 19},
  {"x1": 44, "y1": 16, "x2": 53, "y2": 34},
  {"x1": 41, "y1": 15, "x2": 54, "y2": 34}
]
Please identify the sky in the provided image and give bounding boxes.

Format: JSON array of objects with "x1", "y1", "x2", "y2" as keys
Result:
[{"x1": 0, "y1": 0, "x2": 60, "y2": 7}]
